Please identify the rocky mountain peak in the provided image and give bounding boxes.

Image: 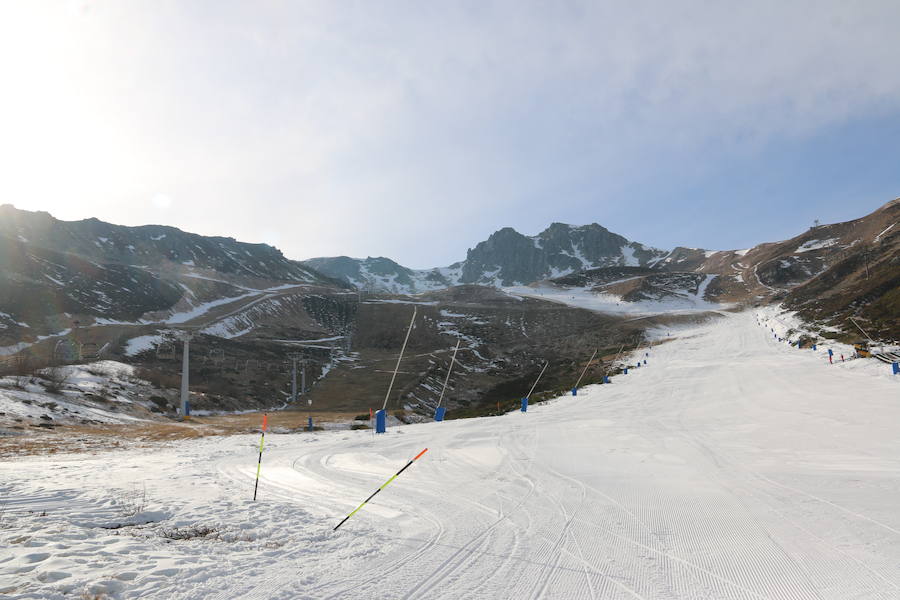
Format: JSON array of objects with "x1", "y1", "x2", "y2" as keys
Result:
[{"x1": 306, "y1": 220, "x2": 668, "y2": 291}]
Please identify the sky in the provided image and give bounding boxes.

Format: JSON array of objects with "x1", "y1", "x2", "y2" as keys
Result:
[{"x1": 1, "y1": 1, "x2": 899, "y2": 268}]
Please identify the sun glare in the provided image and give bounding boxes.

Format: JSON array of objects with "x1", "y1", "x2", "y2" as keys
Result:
[{"x1": 0, "y1": 2, "x2": 139, "y2": 219}]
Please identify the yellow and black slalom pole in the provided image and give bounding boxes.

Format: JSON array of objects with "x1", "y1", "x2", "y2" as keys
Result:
[
  {"x1": 333, "y1": 448, "x2": 428, "y2": 531},
  {"x1": 252, "y1": 413, "x2": 268, "y2": 501}
]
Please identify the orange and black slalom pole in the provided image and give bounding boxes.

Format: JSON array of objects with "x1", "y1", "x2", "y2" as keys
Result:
[
  {"x1": 333, "y1": 448, "x2": 428, "y2": 531},
  {"x1": 252, "y1": 413, "x2": 268, "y2": 501}
]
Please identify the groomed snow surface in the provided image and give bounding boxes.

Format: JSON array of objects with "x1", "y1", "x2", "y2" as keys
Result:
[{"x1": 2, "y1": 311, "x2": 899, "y2": 599}]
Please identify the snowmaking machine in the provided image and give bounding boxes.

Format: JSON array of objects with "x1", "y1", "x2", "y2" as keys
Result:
[{"x1": 853, "y1": 341, "x2": 871, "y2": 358}]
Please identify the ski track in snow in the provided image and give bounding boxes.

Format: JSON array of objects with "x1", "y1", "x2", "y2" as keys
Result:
[{"x1": 2, "y1": 311, "x2": 899, "y2": 599}]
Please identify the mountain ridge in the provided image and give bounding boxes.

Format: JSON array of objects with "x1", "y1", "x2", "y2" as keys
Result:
[
  {"x1": 0, "y1": 198, "x2": 895, "y2": 423},
  {"x1": 0, "y1": 197, "x2": 896, "y2": 344},
  {"x1": 0, "y1": 204, "x2": 346, "y2": 342},
  {"x1": 305, "y1": 221, "x2": 668, "y2": 293},
  {"x1": 0, "y1": 204, "x2": 337, "y2": 284}
]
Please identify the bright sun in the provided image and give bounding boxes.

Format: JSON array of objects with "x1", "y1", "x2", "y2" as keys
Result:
[{"x1": 0, "y1": 2, "x2": 142, "y2": 218}]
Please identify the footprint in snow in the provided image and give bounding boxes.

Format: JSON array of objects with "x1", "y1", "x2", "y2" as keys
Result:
[
  {"x1": 37, "y1": 570, "x2": 71, "y2": 583},
  {"x1": 22, "y1": 552, "x2": 50, "y2": 563}
]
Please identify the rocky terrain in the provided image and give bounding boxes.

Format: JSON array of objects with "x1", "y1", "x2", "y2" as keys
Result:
[
  {"x1": 528, "y1": 199, "x2": 899, "y2": 339},
  {"x1": 0, "y1": 204, "x2": 344, "y2": 342},
  {"x1": 306, "y1": 199, "x2": 899, "y2": 342},
  {"x1": 305, "y1": 222, "x2": 667, "y2": 293},
  {"x1": 0, "y1": 198, "x2": 896, "y2": 431},
  {"x1": 780, "y1": 200, "x2": 899, "y2": 340},
  {"x1": 0, "y1": 208, "x2": 654, "y2": 425}
]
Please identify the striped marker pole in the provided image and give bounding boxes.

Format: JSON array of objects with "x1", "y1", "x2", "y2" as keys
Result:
[
  {"x1": 333, "y1": 448, "x2": 428, "y2": 531},
  {"x1": 252, "y1": 414, "x2": 268, "y2": 501}
]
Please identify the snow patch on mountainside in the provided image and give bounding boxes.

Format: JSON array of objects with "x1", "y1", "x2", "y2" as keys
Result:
[
  {"x1": 620, "y1": 245, "x2": 639, "y2": 266},
  {"x1": 505, "y1": 274, "x2": 725, "y2": 315},
  {"x1": 124, "y1": 335, "x2": 162, "y2": 357},
  {"x1": 874, "y1": 223, "x2": 895, "y2": 242},
  {"x1": 795, "y1": 238, "x2": 839, "y2": 253},
  {"x1": 163, "y1": 292, "x2": 260, "y2": 324}
]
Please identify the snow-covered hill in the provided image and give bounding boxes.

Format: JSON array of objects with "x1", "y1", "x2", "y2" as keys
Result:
[
  {"x1": 0, "y1": 361, "x2": 169, "y2": 426},
  {"x1": 3, "y1": 310, "x2": 898, "y2": 599}
]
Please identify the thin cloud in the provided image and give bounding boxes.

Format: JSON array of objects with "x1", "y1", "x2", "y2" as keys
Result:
[{"x1": 0, "y1": 1, "x2": 898, "y2": 267}]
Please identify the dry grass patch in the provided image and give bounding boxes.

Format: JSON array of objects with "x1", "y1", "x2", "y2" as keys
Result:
[{"x1": 0, "y1": 408, "x2": 360, "y2": 457}]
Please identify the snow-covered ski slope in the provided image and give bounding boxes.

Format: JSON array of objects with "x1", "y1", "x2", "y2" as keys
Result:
[{"x1": 2, "y1": 311, "x2": 899, "y2": 599}]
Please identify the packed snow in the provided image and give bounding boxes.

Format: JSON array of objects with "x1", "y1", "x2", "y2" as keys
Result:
[
  {"x1": 124, "y1": 335, "x2": 162, "y2": 357},
  {"x1": 505, "y1": 276, "x2": 724, "y2": 316},
  {"x1": 270, "y1": 336, "x2": 346, "y2": 345},
  {"x1": 2, "y1": 311, "x2": 898, "y2": 599},
  {"x1": 164, "y1": 292, "x2": 260, "y2": 324},
  {"x1": 795, "y1": 238, "x2": 840, "y2": 253},
  {"x1": 362, "y1": 299, "x2": 439, "y2": 306},
  {"x1": 0, "y1": 362, "x2": 155, "y2": 426},
  {"x1": 874, "y1": 223, "x2": 895, "y2": 243},
  {"x1": 200, "y1": 316, "x2": 255, "y2": 340}
]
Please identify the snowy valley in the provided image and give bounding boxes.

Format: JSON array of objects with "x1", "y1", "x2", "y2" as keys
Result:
[
  {"x1": 0, "y1": 199, "x2": 898, "y2": 600},
  {"x1": 2, "y1": 310, "x2": 898, "y2": 599}
]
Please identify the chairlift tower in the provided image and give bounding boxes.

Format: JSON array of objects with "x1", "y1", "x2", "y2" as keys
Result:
[
  {"x1": 304, "y1": 358, "x2": 311, "y2": 430},
  {"x1": 176, "y1": 331, "x2": 193, "y2": 420},
  {"x1": 288, "y1": 351, "x2": 313, "y2": 430},
  {"x1": 288, "y1": 352, "x2": 303, "y2": 404}
]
